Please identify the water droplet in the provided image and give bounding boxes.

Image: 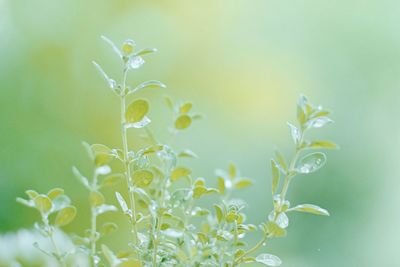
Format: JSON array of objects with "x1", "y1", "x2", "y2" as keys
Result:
[{"x1": 129, "y1": 56, "x2": 145, "y2": 69}]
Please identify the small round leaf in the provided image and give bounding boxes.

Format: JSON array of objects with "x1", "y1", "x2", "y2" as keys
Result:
[
  {"x1": 174, "y1": 115, "x2": 192, "y2": 130},
  {"x1": 55, "y1": 206, "x2": 77, "y2": 226},
  {"x1": 125, "y1": 99, "x2": 149, "y2": 123}
]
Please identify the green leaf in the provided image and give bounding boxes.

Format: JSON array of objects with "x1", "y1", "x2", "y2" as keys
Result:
[
  {"x1": 305, "y1": 140, "x2": 338, "y2": 150},
  {"x1": 134, "y1": 47, "x2": 157, "y2": 57},
  {"x1": 25, "y1": 190, "x2": 39, "y2": 199},
  {"x1": 306, "y1": 116, "x2": 333, "y2": 129},
  {"x1": 174, "y1": 115, "x2": 192, "y2": 130},
  {"x1": 264, "y1": 221, "x2": 286, "y2": 238},
  {"x1": 101, "y1": 35, "x2": 122, "y2": 58},
  {"x1": 47, "y1": 188, "x2": 64, "y2": 200},
  {"x1": 171, "y1": 167, "x2": 191, "y2": 182},
  {"x1": 179, "y1": 102, "x2": 193, "y2": 114},
  {"x1": 271, "y1": 159, "x2": 280, "y2": 195},
  {"x1": 287, "y1": 122, "x2": 300, "y2": 144},
  {"x1": 217, "y1": 177, "x2": 226, "y2": 195},
  {"x1": 214, "y1": 204, "x2": 224, "y2": 223},
  {"x1": 34, "y1": 195, "x2": 53, "y2": 214},
  {"x1": 55, "y1": 206, "x2": 77, "y2": 226},
  {"x1": 297, "y1": 95, "x2": 307, "y2": 125},
  {"x1": 102, "y1": 244, "x2": 118, "y2": 265},
  {"x1": 288, "y1": 204, "x2": 330, "y2": 216},
  {"x1": 297, "y1": 152, "x2": 327, "y2": 174},
  {"x1": 125, "y1": 99, "x2": 149, "y2": 123},
  {"x1": 177, "y1": 149, "x2": 198, "y2": 158},
  {"x1": 121, "y1": 39, "x2": 135, "y2": 55},
  {"x1": 164, "y1": 96, "x2": 174, "y2": 110},
  {"x1": 115, "y1": 192, "x2": 129, "y2": 214},
  {"x1": 101, "y1": 173, "x2": 124, "y2": 188},
  {"x1": 72, "y1": 166, "x2": 90, "y2": 189},
  {"x1": 130, "y1": 80, "x2": 166, "y2": 94},
  {"x1": 91, "y1": 144, "x2": 113, "y2": 167},
  {"x1": 274, "y1": 150, "x2": 288, "y2": 173},
  {"x1": 234, "y1": 178, "x2": 253, "y2": 189},
  {"x1": 117, "y1": 259, "x2": 143, "y2": 267},
  {"x1": 101, "y1": 222, "x2": 118, "y2": 235},
  {"x1": 16, "y1": 197, "x2": 34, "y2": 208},
  {"x1": 132, "y1": 170, "x2": 154, "y2": 187},
  {"x1": 228, "y1": 163, "x2": 237, "y2": 179},
  {"x1": 89, "y1": 191, "x2": 105, "y2": 207},
  {"x1": 255, "y1": 253, "x2": 282, "y2": 266}
]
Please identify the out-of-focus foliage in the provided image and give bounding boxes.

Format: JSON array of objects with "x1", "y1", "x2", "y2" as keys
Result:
[{"x1": 1, "y1": 1, "x2": 400, "y2": 266}]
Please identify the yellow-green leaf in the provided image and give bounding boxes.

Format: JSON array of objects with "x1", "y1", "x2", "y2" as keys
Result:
[
  {"x1": 179, "y1": 102, "x2": 193, "y2": 114},
  {"x1": 307, "y1": 140, "x2": 338, "y2": 149},
  {"x1": 171, "y1": 167, "x2": 191, "y2": 182},
  {"x1": 89, "y1": 191, "x2": 105, "y2": 207},
  {"x1": 271, "y1": 159, "x2": 280, "y2": 195},
  {"x1": 217, "y1": 177, "x2": 225, "y2": 195},
  {"x1": 25, "y1": 190, "x2": 39, "y2": 199},
  {"x1": 125, "y1": 99, "x2": 149, "y2": 123},
  {"x1": 234, "y1": 179, "x2": 253, "y2": 189},
  {"x1": 101, "y1": 174, "x2": 124, "y2": 188},
  {"x1": 55, "y1": 206, "x2": 77, "y2": 226},
  {"x1": 175, "y1": 115, "x2": 192, "y2": 130},
  {"x1": 288, "y1": 204, "x2": 330, "y2": 216},
  {"x1": 117, "y1": 259, "x2": 142, "y2": 267},
  {"x1": 91, "y1": 144, "x2": 113, "y2": 167},
  {"x1": 214, "y1": 204, "x2": 223, "y2": 223},
  {"x1": 34, "y1": 195, "x2": 53, "y2": 214},
  {"x1": 132, "y1": 170, "x2": 154, "y2": 187},
  {"x1": 47, "y1": 188, "x2": 64, "y2": 200}
]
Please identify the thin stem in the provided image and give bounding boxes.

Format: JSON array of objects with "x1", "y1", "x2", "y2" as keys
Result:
[
  {"x1": 90, "y1": 172, "x2": 99, "y2": 267},
  {"x1": 232, "y1": 233, "x2": 268, "y2": 266},
  {"x1": 42, "y1": 215, "x2": 65, "y2": 267},
  {"x1": 120, "y1": 68, "x2": 139, "y2": 245}
]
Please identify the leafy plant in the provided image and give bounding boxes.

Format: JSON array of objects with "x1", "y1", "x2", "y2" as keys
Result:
[{"x1": 17, "y1": 36, "x2": 337, "y2": 267}]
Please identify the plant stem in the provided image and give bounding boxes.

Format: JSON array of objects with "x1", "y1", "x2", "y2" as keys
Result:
[
  {"x1": 42, "y1": 215, "x2": 65, "y2": 267},
  {"x1": 90, "y1": 206, "x2": 97, "y2": 266},
  {"x1": 120, "y1": 68, "x2": 139, "y2": 245},
  {"x1": 232, "y1": 233, "x2": 268, "y2": 266}
]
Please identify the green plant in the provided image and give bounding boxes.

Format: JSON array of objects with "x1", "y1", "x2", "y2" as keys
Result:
[{"x1": 17, "y1": 36, "x2": 337, "y2": 267}]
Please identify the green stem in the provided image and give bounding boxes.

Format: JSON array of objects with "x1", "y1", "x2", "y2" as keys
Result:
[
  {"x1": 120, "y1": 68, "x2": 139, "y2": 245},
  {"x1": 232, "y1": 233, "x2": 268, "y2": 266}
]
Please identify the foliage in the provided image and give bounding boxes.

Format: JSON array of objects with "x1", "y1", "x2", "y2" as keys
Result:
[{"x1": 17, "y1": 36, "x2": 337, "y2": 267}]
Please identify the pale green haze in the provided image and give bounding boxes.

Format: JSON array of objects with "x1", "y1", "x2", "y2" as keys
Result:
[{"x1": 0, "y1": 1, "x2": 399, "y2": 266}]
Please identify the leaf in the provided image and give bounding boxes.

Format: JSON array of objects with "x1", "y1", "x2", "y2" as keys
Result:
[
  {"x1": 101, "y1": 173, "x2": 124, "y2": 188},
  {"x1": 117, "y1": 259, "x2": 143, "y2": 267},
  {"x1": 171, "y1": 167, "x2": 191, "y2": 182},
  {"x1": 102, "y1": 244, "x2": 118, "y2": 265},
  {"x1": 122, "y1": 39, "x2": 135, "y2": 55},
  {"x1": 55, "y1": 206, "x2": 77, "y2": 226},
  {"x1": 90, "y1": 191, "x2": 105, "y2": 207},
  {"x1": 125, "y1": 99, "x2": 149, "y2": 123},
  {"x1": 228, "y1": 162, "x2": 237, "y2": 179},
  {"x1": 52, "y1": 195, "x2": 71, "y2": 211},
  {"x1": 132, "y1": 170, "x2": 154, "y2": 187},
  {"x1": 101, "y1": 35, "x2": 122, "y2": 58},
  {"x1": 306, "y1": 140, "x2": 338, "y2": 150},
  {"x1": 130, "y1": 80, "x2": 166, "y2": 94},
  {"x1": 297, "y1": 95, "x2": 308, "y2": 125},
  {"x1": 234, "y1": 178, "x2": 253, "y2": 189},
  {"x1": 297, "y1": 152, "x2": 327, "y2": 174},
  {"x1": 96, "y1": 204, "x2": 118, "y2": 215},
  {"x1": 92, "y1": 61, "x2": 116, "y2": 89},
  {"x1": 217, "y1": 177, "x2": 226, "y2": 195},
  {"x1": 25, "y1": 190, "x2": 39, "y2": 199},
  {"x1": 255, "y1": 253, "x2": 282, "y2": 266},
  {"x1": 101, "y1": 222, "x2": 118, "y2": 235},
  {"x1": 91, "y1": 144, "x2": 113, "y2": 167},
  {"x1": 177, "y1": 149, "x2": 198, "y2": 158},
  {"x1": 287, "y1": 122, "x2": 300, "y2": 144},
  {"x1": 264, "y1": 221, "x2": 286, "y2": 238},
  {"x1": 16, "y1": 197, "x2": 34, "y2": 208},
  {"x1": 288, "y1": 204, "x2": 330, "y2": 216},
  {"x1": 306, "y1": 117, "x2": 333, "y2": 129},
  {"x1": 134, "y1": 47, "x2": 157, "y2": 57},
  {"x1": 72, "y1": 166, "x2": 90, "y2": 189},
  {"x1": 274, "y1": 150, "x2": 288, "y2": 173},
  {"x1": 164, "y1": 96, "x2": 174, "y2": 110},
  {"x1": 174, "y1": 115, "x2": 192, "y2": 130},
  {"x1": 271, "y1": 159, "x2": 280, "y2": 195},
  {"x1": 179, "y1": 102, "x2": 193, "y2": 114},
  {"x1": 47, "y1": 188, "x2": 64, "y2": 200},
  {"x1": 214, "y1": 204, "x2": 224, "y2": 223},
  {"x1": 115, "y1": 192, "x2": 129, "y2": 214},
  {"x1": 125, "y1": 116, "x2": 151, "y2": 129},
  {"x1": 34, "y1": 195, "x2": 53, "y2": 214}
]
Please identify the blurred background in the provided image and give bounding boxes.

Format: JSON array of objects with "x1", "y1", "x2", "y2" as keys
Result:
[{"x1": 1, "y1": 0, "x2": 400, "y2": 266}]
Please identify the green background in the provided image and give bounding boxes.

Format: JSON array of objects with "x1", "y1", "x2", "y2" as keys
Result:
[{"x1": 1, "y1": 0, "x2": 399, "y2": 266}]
